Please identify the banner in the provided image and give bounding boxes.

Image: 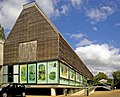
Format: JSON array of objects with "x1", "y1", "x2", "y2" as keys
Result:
[
  {"x1": 60, "y1": 63, "x2": 68, "y2": 79},
  {"x1": 48, "y1": 61, "x2": 58, "y2": 83},
  {"x1": 70, "y1": 68, "x2": 75, "y2": 81},
  {"x1": 28, "y1": 63, "x2": 36, "y2": 83},
  {"x1": 20, "y1": 65, "x2": 27, "y2": 83},
  {"x1": 37, "y1": 62, "x2": 47, "y2": 84}
]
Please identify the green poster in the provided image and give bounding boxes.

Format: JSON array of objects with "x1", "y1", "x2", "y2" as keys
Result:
[
  {"x1": 48, "y1": 61, "x2": 58, "y2": 83},
  {"x1": 37, "y1": 62, "x2": 47, "y2": 84},
  {"x1": 28, "y1": 64, "x2": 36, "y2": 83},
  {"x1": 70, "y1": 68, "x2": 75, "y2": 81},
  {"x1": 20, "y1": 65, "x2": 27, "y2": 83},
  {"x1": 60, "y1": 63, "x2": 68, "y2": 79}
]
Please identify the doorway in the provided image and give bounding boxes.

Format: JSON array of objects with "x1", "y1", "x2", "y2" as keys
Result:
[{"x1": 8, "y1": 65, "x2": 13, "y2": 82}]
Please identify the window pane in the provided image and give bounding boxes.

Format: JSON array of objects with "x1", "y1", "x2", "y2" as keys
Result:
[
  {"x1": 28, "y1": 63, "x2": 36, "y2": 83},
  {"x1": 14, "y1": 65, "x2": 19, "y2": 74},
  {"x1": 37, "y1": 62, "x2": 47, "y2": 84},
  {"x1": 13, "y1": 75, "x2": 19, "y2": 83},
  {"x1": 60, "y1": 63, "x2": 68, "y2": 79},
  {"x1": 48, "y1": 61, "x2": 58, "y2": 83},
  {"x1": 3, "y1": 75, "x2": 8, "y2": 83},
  {"x1": 20, "y1": 65, "x2": 27, "y2": 83},
  {"x1": 70, "y1": 68, "x2": 75, "y2": 81},
  {"x1": 3, "y1": 65, "x2": 8, "y2": 74}
]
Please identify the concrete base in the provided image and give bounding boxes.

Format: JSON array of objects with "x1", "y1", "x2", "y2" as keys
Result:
[{"x1": 51, "y1": 88, "x2": 56, "y2": 96}]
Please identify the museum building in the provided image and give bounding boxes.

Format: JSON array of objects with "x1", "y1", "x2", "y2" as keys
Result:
[{"x1": 3, "y1": 1, "x2": 93, "y2": 95}]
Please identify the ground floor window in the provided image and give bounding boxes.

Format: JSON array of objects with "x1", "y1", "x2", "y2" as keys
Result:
[{"x1": 3, "y1": 60, "x2": 87, "y2": 86}]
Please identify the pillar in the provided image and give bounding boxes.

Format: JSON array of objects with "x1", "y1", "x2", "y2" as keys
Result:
[{"x1": 51, "y1": 88, "x2": 56, "y2": 96}]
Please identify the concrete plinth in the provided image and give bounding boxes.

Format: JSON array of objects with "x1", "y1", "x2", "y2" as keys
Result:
[{"x1": 51, "y1": 88, "x2": 56, "y2": 96}]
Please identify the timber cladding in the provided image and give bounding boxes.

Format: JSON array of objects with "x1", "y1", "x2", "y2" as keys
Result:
[
  {"x1": 59, "y1": 35, "x2": 93, "y2": 80},
  {"x1": 4, "y1": 6, "x2": 59, "y2": 64},
  {"x1": 4, "y1": 3, "x2": 93, "y2": 80}
]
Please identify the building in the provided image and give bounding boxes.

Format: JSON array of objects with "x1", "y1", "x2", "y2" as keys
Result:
[
  {"x1": 3, "y1": 2, "x2": 93, "y2": 95},
  {"x1": 0, "y1": 25, "x2": 4, "y2": 85}
]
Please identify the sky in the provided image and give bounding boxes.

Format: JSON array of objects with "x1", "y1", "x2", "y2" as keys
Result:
[{"x1": 0, "y1": 0, "x2": 120, "y2": 78}]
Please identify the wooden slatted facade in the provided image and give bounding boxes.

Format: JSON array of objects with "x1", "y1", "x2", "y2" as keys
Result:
[{"x1": 4, "y1": 2, "x2": 93, "y2": 82}]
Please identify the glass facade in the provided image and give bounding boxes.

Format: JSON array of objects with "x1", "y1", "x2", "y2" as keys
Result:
[
  {"x1": 37, "y1": 62, "x2": 47, "y2": 84},
  {"x1": 3, "y1": 60, "x2": 87, "y2": 86}
]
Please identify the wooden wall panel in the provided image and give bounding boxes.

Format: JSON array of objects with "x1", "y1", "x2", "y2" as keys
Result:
[
  {"x1": 4, "y1": 6, "x2": 59, "y2": 64},
  {"x1": 59, "y1": 35, "x2": 93, "y2": 80}
]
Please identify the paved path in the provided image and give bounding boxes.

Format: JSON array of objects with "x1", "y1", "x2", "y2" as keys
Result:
[
  {"x1": 26, "y1": 90, "x2": 120, "y2": 97},
  {"x1": 88, "y1": 90, "x2": 120, "y2": 97}
]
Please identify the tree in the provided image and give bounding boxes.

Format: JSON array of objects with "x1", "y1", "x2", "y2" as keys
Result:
[
  {"x1": 112, "y1": 70, "x2": 120, "y2": 85},
  {"x1": 93, "y1": 72, "x2": 108, "y2": 84},
  {"x1": 0, "y1": 25, "x2": 5, "y2": 40}
]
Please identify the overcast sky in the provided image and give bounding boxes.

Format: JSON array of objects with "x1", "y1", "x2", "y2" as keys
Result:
[{"x1": 0, "y1": 0, "x2": 120, "y2": 78}]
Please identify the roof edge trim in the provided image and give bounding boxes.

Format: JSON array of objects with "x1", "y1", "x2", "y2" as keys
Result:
[{"x1": 23, "y1": 1, "x2": 36, "y2": 9}]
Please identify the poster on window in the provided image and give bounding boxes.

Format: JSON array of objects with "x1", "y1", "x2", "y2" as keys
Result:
[
  {"x1": 48, "y1": 61, "x2": 58, "y2": 83},
  {"x1": 70, "y1": 68, "x2": 75, "y2": 81},
  {"x1": 60, "y1": 63, "x2": 68, "y2": 79},
  {"x1": 28, "y1": 63, "x2": 36, "y2": 83},
  {"x1": 20, "y1": 65, "x2": 27, "y2": 83},
  {"x1": 37, "y1": 62, "x2": 47, "y2": 84}
]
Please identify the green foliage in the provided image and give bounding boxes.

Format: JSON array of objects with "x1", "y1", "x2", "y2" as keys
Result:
[
  {"x1": 112, "y1": 70, "x2": 120, "y2": 85},
  {"x1": 0, "y1": 26, "x2": 5, "y2": 40},
  {"x1": 107, "y1": 78, "x2": 114, "y2": 86},
  {"x1": 93, "y1": 72, "x2": 108, "y2": 84}
]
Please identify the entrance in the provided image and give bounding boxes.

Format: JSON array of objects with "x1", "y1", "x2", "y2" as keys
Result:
[{"x1": 8, "y1": 65, "x2": 13, "y2": 82}]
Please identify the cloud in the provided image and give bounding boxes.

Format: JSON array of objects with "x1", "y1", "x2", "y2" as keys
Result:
[
  {"x1": 65, "y1": 32, "x2": 71, "y2": 36},
  {"x1": 36, "y1": 0, "x2": 60, "y2": 17},
  {"x1": 115, "y1": 23, "x2": 120, "y2": 27},
  {"x1": 70, "y1": 33, "x2": 86, "y2": 40},
  {"x1": 60, "y1": 4, "x2": 69, "y2": 15},
  {"x1": 0, "y1": 0, "x2": 28, "y2": 29},
  {"x1": 75, "y1": 43, "x2": 120, "y2": 77},
  {"x1": 86, "y1": 6, "x2": 115, "y2": 24},
  {"x1": 0, "y1": 0, "x2": 69, "y2": 35},
  {"x1": 76, "y1": 38, "x2": 94, "y2": 46},
  {"x1": 71, "y1": 0, "x2": 83, "y2": 8},
  {"x1": 92, "y1": 27, "x2": 98, "y2": 31}
]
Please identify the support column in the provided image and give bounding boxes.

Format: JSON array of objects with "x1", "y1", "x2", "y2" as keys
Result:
[
  {"x1": 63, "y1": 88, "x2": 67, "y2": 96},
  {"x1": 51, "y1": 88, "x2": 56, "y2": 96}
]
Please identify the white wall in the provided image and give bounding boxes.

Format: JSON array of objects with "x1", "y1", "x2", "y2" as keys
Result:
[{"x1": 0, "y1": 40, "x2": 4, "y2": 85}]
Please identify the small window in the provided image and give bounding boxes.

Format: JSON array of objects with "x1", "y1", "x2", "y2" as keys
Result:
[
  {"x1": 13, "y1": 75, "x2": 19, "y2": 83},
  {"x1": 3, "y1": 75, "x2": 8, "y2": 83},
  {"x1": 14, "y1": 65, "x2": 19, "y2": 74},
  {"x1": 3, "y1": 65, "x2": 8, "y2": 74}
]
